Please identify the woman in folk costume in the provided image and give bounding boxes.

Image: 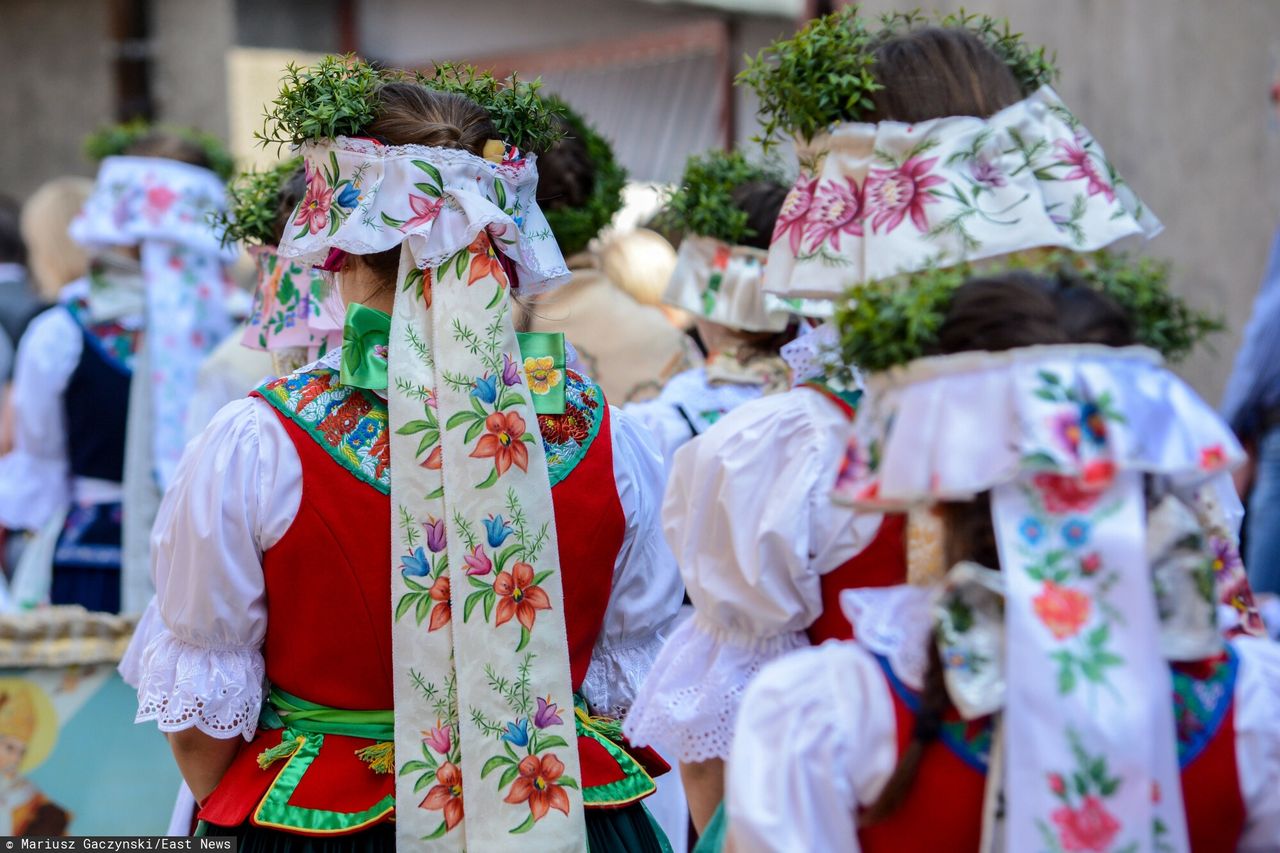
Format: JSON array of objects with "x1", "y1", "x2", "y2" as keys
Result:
[
  {"x1": 0, "y1": 127, "x2": 233, "y2": 614},
  {"x1": 124, "y1": 59, "x2": 682, "y2": 851},
  {"x1": 524, "y1": 99, "x2": 691, "y2": 404},
  {"x1": 726, "y1": 271, "x2": 1280, "y2": 852},
  {"x1": 625, "y1": 152, "x2": 796, "y2": 468},
  {"x1": 624, "y1": 9, "x2": 1176, "y2": 831}
]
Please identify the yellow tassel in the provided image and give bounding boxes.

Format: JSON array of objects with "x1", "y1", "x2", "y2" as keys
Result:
[
  {"x1": 355, "y1": 741, "x2": 396, "y2": 774},
  {"x1": 257, "y1": 736, "x2": 303, "y2": 770}
]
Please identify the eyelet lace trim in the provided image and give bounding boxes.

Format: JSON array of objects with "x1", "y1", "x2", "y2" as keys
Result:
[
  {"x1": 580, "y1": 633, "x2": 666, "y2": 720},
  {"x1": 622, "y1": 616, "x2": 809, "y2": 763},
  {"x1": 134, "y1": 629, "x2": 265, "y2": 741}
]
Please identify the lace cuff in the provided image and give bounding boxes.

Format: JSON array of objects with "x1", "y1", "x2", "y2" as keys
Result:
[
  {"x1": 580, "y1": 633, "x2": 666, "y2": 720},
  {"x1": 134, "y1": 627, "x2": 265, "y2": 741},
  {"x1": 622, "y1": 614, "x2": 809, "y2": 763}
]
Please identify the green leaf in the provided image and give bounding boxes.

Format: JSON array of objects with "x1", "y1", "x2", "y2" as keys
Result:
[
  {"x1": 413, "y1": 772, "x2": 434, "y2": 793},
  {"x1": 481, "y1": 754, "x2": 512, "y2": 778},
  {"x1": 516, "y1": 626, "x2": 531, "y2": 652},
  {"x1": 476, "y1": 468, "x2": 500, "y2": 489},
  {"x1": 426, "y1": 485, "x2": 445, "y2": 500},
  {"x1": 397, "y1": 419, "x2": 433, "y2": 435},
  {"x1": 455, "y1": 249, "x2": 470, "y2": 280},
  {"x1": 494, "y1": 180, "x2": 507, "y2": 209},
  {"x1": 498, "y1": 764, "x2": 519, "y2": 791},
  {"x1": 532, "y1": 570, "x2": 553, "y2": 586},
  {"x1": 556, "y1": 775, "x2": 579, "y2": 790},
  {"x1": 446, "y1": 410, "x2": 478, "y2": 430},
  {"x1": 537, "y1": 735, "x2": 569, "y2": 750},
  {"x1": 496, "y1": 543, "x2": 523, "y2": 571},
  {"x1": 483, "y1": 591, "x2": 495, "y2": 622},
  {"x1": 508, "y1": 813, "x2": 537, "y2": 835},
  {"x1": 485, "y1": 285, "x2": 506, "y2": 310},
  {"x1": 380, "y1": 211, "x2": 406, "y2": 228},
  {"x1": 464, "y1": 417, "x2": 486, "y2": 444},
  {"x1": 414, "y1": 182, "x2": 443, "y2": 198},
  {"x1": 412, "y1": 160, "x2": 445, "y2": 188},
  {"x1": 394, "y1": 594, "x2": 417, "y2": 622},
  {"x1": 463, "y1": 589, "x2": 487, "y2": 622},
  {"x1": 399, "y1": 760, "x2": 430, "y2": 775},
  {"x1": 467, "y1": 574, "x2": 493, "y2": 590},
  {"x1": 423, "y1": 819, "x2": 450, "y2": 840},
  {"x1": 403, "y1": 576, "x2": 428, "y2": 592},
  {"x1": 414, "y1": 594, "x2": 430, "y2": 625},
  {"x1": 416, "y1": 431, "x2": 439, "y2": 457}
]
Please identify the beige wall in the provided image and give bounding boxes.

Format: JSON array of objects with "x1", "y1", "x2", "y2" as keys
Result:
[
  {"x1": 0, "y1": 0, "x2": 114, "y2": 200},
  {"x1": 852, "y1": 0, "x2": 1280, "y2": 401}
]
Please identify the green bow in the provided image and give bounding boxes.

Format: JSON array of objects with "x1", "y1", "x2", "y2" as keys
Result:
[{"x1": 340, "y1": 302, "x2": 390, "y2": 391}]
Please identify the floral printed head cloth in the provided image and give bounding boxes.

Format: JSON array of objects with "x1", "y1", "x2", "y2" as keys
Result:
[
  {"x1": 69, "y1": 155, "x2": 235, "y2": 489},
  {"x1": 278, "y1": 131, "x2": 587, "y2": 850},
  {"x1": 833, "y1": 344, "x2": 1247, "y2": 852},
  {"x1": 762, "y1": 87, "x2": 1161, "y2": 303}
]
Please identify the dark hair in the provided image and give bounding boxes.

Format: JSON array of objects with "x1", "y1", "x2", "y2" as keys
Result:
[
  {"x1": 358, "y1": 82, "x2": 497, "y2": 285},
  {"x1": 536, "y1": 115, "x2": 593, "y2": 214},
  {"x1": 0, "y1": 196, "x2": 24, "y2": 265},
  {"x1": 729, "y1": 180, "x2": 788, "y2": 252},
  {"x1": 866, "y1": 27, "x2": 1024, "y2": 123},
  {"x1": 123, "y1": 130, "x2": 216, "y2": 172},
  {"x1": 863, "y1": 271, "x2": 1131, "y2": 825},
  {"x1": 272, "y1": 166, "x2": 308, "y2": 246}
]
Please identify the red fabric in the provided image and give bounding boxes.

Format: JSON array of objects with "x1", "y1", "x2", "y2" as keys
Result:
[
  {"x1": 806, "y1": 514, "x2": 908, "y2": 644},
  {"x1": 201, "y1": 387, "x2": 626, "y2": 832},
  {"x1": 858, "y1": 665, "x2": 1246, "y2": 852}
]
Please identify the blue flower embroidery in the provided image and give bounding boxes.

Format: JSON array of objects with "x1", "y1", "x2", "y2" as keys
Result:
[
  {"x1": 400, "y1": 546, "x2": 431, "y2": 577},
  {"x1": 484, "y1": 514, "x2": 514, "y2": 548},
  {"x1": 471, "y1": 374, "x2": 498, "y2": 405},
  {"x1": 1061, "y1": 518, "x2": 1091, "y2": 547},
  {"x1": 336, "y1": 183, "x2": 360, "y2": 208},
  {"x1": 501, "y1": 717, "x2": 530, "y2": 747},
  {"x1": 1020, "y1": 518, "x2": 1044, "y2": 544}
]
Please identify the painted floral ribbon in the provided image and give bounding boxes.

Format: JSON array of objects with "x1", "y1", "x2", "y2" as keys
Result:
[
  {"x1": 514, "y1": 332, "x2": 566, "y2": 416},
  {"x1": 340, "y1": 302, "x2": 390, "y2": 391}
]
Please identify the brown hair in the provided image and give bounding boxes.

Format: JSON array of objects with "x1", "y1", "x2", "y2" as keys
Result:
[
  {"x1": 272, "y1": 165, "x2": 308, "y2": 246},
  {"x1": 123, "y1": 130, "x2": 215, "y2": 171},
  {"x1": 730, "y1": 179, "x2": 789, "y2": 252},
  {"x1": 862, "y1": 271, "x2": 1134, "y2": 825},
  {"x1": 866, "y1": 27, "x2": 1025, "y2": 124},
  {"x1": 356, "y1": 82, "x2": 496, "y2": 287},
  {"x1": 536, "y1": 115, "x2": 592, "y2": 213}
]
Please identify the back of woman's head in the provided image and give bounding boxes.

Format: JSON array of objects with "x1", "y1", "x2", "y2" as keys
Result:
[
  {"x1": 124, "y1": 130, "x2": 214, "y2": 171},
  {"x1": 867, "y1": 27, "x2": 1024, "y2": 123},
  {"x1": 536, "y1": 115, "x2": 594, "y2": 214},
  {"x1": 21, "y1": 176, "x2": 93, "y2": 299},
  {"x1": 365, "y1": 82, "x2": 495, "y2": 155},
  {"x1": 931, "y1": 271, "x2": 1069, "y2": 355},
  {"x1": 1043, "y1": 272, "x2": 1136, "y2": 347},
  {"x1": 730, "y1": 179, "x2": 789, "y2": 251},
  {"x1": 272, "y1": 166, "x2": 308, "y2": 246}
]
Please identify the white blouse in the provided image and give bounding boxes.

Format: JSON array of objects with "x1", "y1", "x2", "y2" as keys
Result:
[
  {"x1": 624, "y1": 367, "x2": 767, "y2": 470},
  {"x1": 122, "y1": 380, "x2": 684, "y2": 740},
  {"x1": 623, "y1": 387, "x2": 884, "y2": 763},
  {"x1": 727, "y1": 632, "x2": 1280, "y2": 853},
  {"x1": 0, "y1": 282, "x2": 139, "y2": 530}
]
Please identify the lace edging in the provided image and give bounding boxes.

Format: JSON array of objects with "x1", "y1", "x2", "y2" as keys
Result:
[
  {"x1": 133, "y1": 629, "x2": 265, "y2": 741},
  {"x1": 580, "y1": 634, "x2": 666, "y2": 720}
]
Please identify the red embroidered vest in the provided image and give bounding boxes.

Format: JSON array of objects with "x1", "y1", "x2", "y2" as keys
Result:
[
  {"x1": 858, "y1": 652, "x2": 1247, "y2": 853},
  {"x1": 200, "y1": 368, "x2": 643, "y2": 833},
  {"x1": 800, "y1": 382, "x2": 909, "y2": 645}
]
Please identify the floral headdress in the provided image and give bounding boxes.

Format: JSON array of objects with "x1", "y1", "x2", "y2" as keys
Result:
[
  {"x1": 271, "y1": 57, "x2": 585, "y2": 850},
  {"x1": 539, "y1": 97, "x2": 626, "y2": 259},
  {"x1": 660, "y1": 150, "x2": 797, "y2": 333},
  {"x1": 738, "y1": 8, "x2": 1160, "y2": 303},
  {"x1": 832, "y1": 342, "x2": 1252, "y2": 851},
  {"x1": 84, "y1": 119, "x2": 237, "y2": 182},
  {"x1": 221, "y1": 158, "x2": 341, "y2": 371}
]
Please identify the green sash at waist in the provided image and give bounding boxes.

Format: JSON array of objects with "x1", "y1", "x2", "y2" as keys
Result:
[{"x1": 259, "y1": 688, "x2": 394, "y2": 741}]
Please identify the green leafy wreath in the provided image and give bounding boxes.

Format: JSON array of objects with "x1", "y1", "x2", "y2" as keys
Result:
[
  {"x1": 258, "y1": 54, "x2": 563, "y2": 154},
  {"x1": 84, "y1": 119, "x2": 237, "y2": 182},
  {"x1": 216, "y1": 156, "x2": 303, "y2": 247},
  {"x1": 738, "y1": 7, "x2": 1058, "y2": 150},
  {"x1": 540, "y1": 97, "x2": 626, "y2": 258},
  {"x1": 833, "y1": 250, "x2": 1222, "y2": 374},
  {"x1": 661, "y1": 150, "x2": 783, "y2": 246}
]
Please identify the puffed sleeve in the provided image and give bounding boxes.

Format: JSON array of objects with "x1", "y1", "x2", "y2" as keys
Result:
[
  {"x1": 128, "y1": 397, "x2": 301, "y2": 740},
  {"x1": 1233, "y1": 636, "x2": 1280, "y2": 851},
  {"x1": 580, "y1": 407, "x2": 684, "y2": 718},
  {"x1": 726, "y1": 642, "x2": 897, "y2": 853},
  {"x1": 0, "y1": 307, "x2": 81, "y2": 530},
  {"x1": 624, "y1": 388, "x2": 882, "y2": 762}
]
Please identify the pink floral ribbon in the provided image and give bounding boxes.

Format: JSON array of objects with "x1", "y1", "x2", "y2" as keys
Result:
[{"x1": 764, "y1": 86, "x2": 1162, "y2": 301}]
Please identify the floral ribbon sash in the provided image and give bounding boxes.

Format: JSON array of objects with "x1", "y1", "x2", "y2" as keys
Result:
[{"x1": 764, "y1": 86, "x2": 1161, "y2": 301}]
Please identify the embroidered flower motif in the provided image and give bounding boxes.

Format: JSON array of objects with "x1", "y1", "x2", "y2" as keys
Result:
[
  {"x1": 400, "y1": 547, "x2": 431, "y2": 577},
  {"x1": 295, "y1": 165, "x2": 334, "y2": 234},
  {"x1": 1080, "y1": 402, "x2": 1108, "y2": 445},
  {"x1": 422, "y1": 721, "x2": 452, "y2": 755},
  {"x1": 420, "y1": 761, "x2": 464, "y2": 831},
  {"x1": 424, "y1": 517, "x2": 447, "y2": 553},
  {"x1": 423, "y1": 445, "x2": 443, "y2": 470},
  {"x1": 1033, "y1": 581, "x2": 1092, "y2": 641},
  {"x1": 1209, "y1": 536, "x2": 1242, "y2": 577},
  {"x1": 772, "y1": 175, "x2": 817, "y2": 253},
  {"x1": 504, "y1": 754, "x2": 571, "y2": 821},
  {"x1": 803, "y1": 178, "x2": 864, "y2": 251},
  {"x1": 1020, "y1": 518, "x2": 1045, "y2": 545},
  {"x1": 336, "y1": 183, "x2": 361, "y2": 209},
  {"x1": 1033, "y1": 473, "x2": 1105, "y2": 513},
  {"x1": 1048, "y1": 772, "x2": 1067, "y2": 797},
  {"x1": 969, "y1": 156, "x2": 1006, "y2": 188},
  {"x1": 1200, "y1": 444, "x2": 1227, "y2": 470},
  {"x1": 1080, "y1": 552, "x2": 1102, "y2": 576},
  {"x1": 493, "y1": 561, "x2": 552, "y2": 631},
  {"x1": 427, "y1": 575, "x2": 451, "y2": 632},
  {"x1": 533, "y1": 695, "x2": 563, "y2": 729},
  {"x1": 501, "y1": 717, "x2": 530, "y2": 747},
  {"x1": 145, "y1": 185, "x2": 178, "y2": 220},
  {"x1": 538, "y1": 407, "x2": 591, "y2": 445},
  {"x1": 524, "y1": 356, "x2": 562, "y2": 396},
  {"x1": 471, "y1": 374, "x2": 499, "y2": 405},
  {"x1": 463, "y1": 544, "x2": 492, "y2": 577},
  {"x1": 1050, "y1": 795, "x2": 1121, "y2": 852},
  {"x1": 1055, "y1": 140, "x2": 1116, "y2": 204},
  {"x1": 1061, "y1": 518, "x2": 1091, "y2": 547},
  {"x1": 484, "y1": 514, "x2": 514, "y2": 548},
  {"x1": 401, "y1": 194, "x2": 445, "y2": 232},
  {"x1": 470, "y1": 411, "x2": 529, "y2": 476},
  {"x1": 1080, "y1": 460, "x2": 1116, "y2": 491},
  {"x1": 1051, "y1": 411, "x2": 1083, "y2": 456},
  {"x1": 467, "y1": 233, "x2": 509, "y2": 287},
  {"x1": 501, "y1": 352, "x2": 522, "y2": 387},
  {"x1": 865, "y1": 156, "x2": 945, "y2": 233}
]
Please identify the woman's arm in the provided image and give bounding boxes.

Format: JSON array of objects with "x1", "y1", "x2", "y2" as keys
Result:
[{"x1": 167, "y1": 730, "x2": 244, "y2": 803}]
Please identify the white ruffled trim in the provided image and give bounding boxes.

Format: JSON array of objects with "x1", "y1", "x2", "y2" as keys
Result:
[
  {"x1": 117, "y1": 598, "x2": 163, "y2": 687},
  {"x1": 580, "y1": 633, "x2": 666, "y2": 720},
  {"x1": 839, "y1": 585, "x2": 935, "y2": 691},
  {"x1": 623, "y1": 614, "x2": 809, "y2": 762},
  {"x1": 133, "y1": 627, "x2": 265, "y2": 741}
]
